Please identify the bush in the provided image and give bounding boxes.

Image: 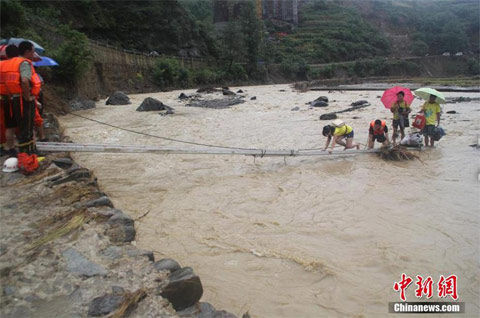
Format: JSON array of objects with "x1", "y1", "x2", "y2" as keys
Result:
[
  {"x1": 318, "y1": 65, "x2": 335, "y2": 78},
  {"x1": 411, "y1": 40, "x2": 429, "y2": 56},
  {"x1": 467, "y1": 59, "x2": 480, "y2": 75},
  {"x1": 280, "y1": 57, "x2": 309, "y2": 79},
  {"x1": 192, "y1": 68, "x2": 217, "y2": 84},
  {"x1": 152, "y1": 57, "x2": 190, "y2": 88},
  {"x1": 52, "y1": 25, "x2": 92, "y2": 84},
  {"x1": 0, "y1": 0, "x2": 26, "y2": 37},
  {"x1": 222, "y1": 63, "x2": 248, "y2": 81}
]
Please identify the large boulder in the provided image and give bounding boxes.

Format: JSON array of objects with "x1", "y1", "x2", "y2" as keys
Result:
[
  {"x1": 62, "y1": 248, "x2": 107, "y2": 277},
  {"x1": 315, "y1": 96, "x2": 329, "y2": 103},
  {"x1": 87, "y1": 294, "x2": 124, "y2": 316},
  {"x1": 70, "y1": 99, "x2": 96, "y2": 111},
  {"x1": 153, "y1": 258, "x2": 181, "y2": 273},
  {"x1": 350, "y1": 100, "x2": 369, "y2": 106},
  {"x1": 160, "y1": 267, "x2": 203, "y2": 311},
  {"x1": 320, "y1": 113, "x2": 337, "y2": 120},
  {"x1": 311, "y1": 100, "x2": 328, "y2": 107},
  {"x1": 106, "y1": 91, "x2": 131, "y2": 105},
  {"x1": 222, "y1": 89, "x2": 235, "y2": 96},
  {"x1": 136, "y1": 97, "x2": 173, "y2": 112},
  {"x1": 105, "y1": 210, "x2": 136, "y2": 243}
]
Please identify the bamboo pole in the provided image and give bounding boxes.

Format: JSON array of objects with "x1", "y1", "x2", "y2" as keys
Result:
[{"x1": 37, "y1": 142, "x2": 402, "y2": 157}]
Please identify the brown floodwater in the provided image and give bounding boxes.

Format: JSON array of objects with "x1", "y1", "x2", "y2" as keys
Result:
[{"x1": 61, "y1": 85, "x2": 479, "y2": 317}]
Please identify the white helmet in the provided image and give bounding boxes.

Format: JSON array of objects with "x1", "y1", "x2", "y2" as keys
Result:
[{"x1": 2, "y1": 157, "x2": 19, "y2": 173}]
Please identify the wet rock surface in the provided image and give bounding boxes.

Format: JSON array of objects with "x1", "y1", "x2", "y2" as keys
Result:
[
  {"x1": 154, "y1": 259, "x2": 181, "y2": 273},
  {"x1": 0, "y1": 151, "x2": 236, "y2": 318},
  {"x1": 311, "y1": 100, "x2": 328, "y2": 107},
  {"x1": 105, "y1": 91, "x2": 131, "y2": 105},
  {"x1": 70, "y1": 99, "x2": 96, "y2": 111},
  {"x1": 187, "y1": 97, "x2": 245, "y2": 109},
  {"x1": 160, "y1": 267, "x2": 203, "y2": 311},
  {"x1": 136, "y1": 97, "x2": 174, "y2": 113},
  {"x1": 320, "y1": 113, "x2": 338, "y2": 120},
  {"x1": 87, "y1": 293, "x2": 124, "y2": 316},
  {"x1": 63, "y1": 248, "x2": 108, "y2": 277},
  {"x1": 446, "y1": 96, "x2": 480, "y2": 103},
  {"x1": 0, "y1": 111, "x2": 237, "y2": 318}
]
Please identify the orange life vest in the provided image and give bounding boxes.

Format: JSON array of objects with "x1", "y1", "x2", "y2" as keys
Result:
[
  {"x1": 0, "y1": 57, "x2": 42, "y2": 96},
  {"x1": 370, "y1": 120, "x2": 386, "y2": 135}
]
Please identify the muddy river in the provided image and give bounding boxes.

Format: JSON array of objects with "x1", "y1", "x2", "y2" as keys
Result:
[{"x1": 61, "y1": 84, "x2": 479, "y2": 317}]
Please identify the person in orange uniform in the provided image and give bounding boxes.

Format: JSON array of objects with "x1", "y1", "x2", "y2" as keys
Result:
[
  {"x1": 368, "y1": 119, "x2": 390, "y2": 149},
  {"x1": 0, "y1": 45, "x2": 21, "y2": 156},
  {"x1": 0, "y1": 41, "x2": 42, "y2": 154}
]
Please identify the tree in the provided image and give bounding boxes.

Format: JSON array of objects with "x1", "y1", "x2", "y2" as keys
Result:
[
  {"x1": 220, "y1": 20, "x2": 245, "y2": 70},
  {"x1": 411, "y1": 40, "x2": 429, "y2": 56},
  {"x1": 238, "y1": 0, "x2": 261, "y2": 74}
]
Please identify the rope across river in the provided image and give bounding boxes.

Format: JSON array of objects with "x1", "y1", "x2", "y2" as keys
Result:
[{"x1": 44, "y1": 112, "x2": 420, "y2": 157}]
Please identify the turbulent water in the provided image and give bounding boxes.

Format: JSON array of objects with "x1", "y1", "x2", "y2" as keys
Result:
[{"x1": 61, "y1": 85, "x2": 479, "y2": 317}]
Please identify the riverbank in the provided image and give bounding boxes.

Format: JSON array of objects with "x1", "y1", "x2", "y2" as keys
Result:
[{"x1": 0, "y1": 115, "x2": 237, "y2": 318}]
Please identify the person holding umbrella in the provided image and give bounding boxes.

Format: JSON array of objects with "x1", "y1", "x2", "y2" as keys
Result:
[{"x1": 381, "y1": 86, "x2": 414, "y2": 145}]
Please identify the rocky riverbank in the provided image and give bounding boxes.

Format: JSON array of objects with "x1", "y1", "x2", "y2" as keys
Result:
[{"x1": 0, "y1": 113, "x2": 237, "y2": 318}]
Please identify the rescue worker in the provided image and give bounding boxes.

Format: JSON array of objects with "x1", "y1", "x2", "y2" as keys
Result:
[
  {"x1": 322, "y1": 121, "x2": 360, "y2": 154},
  {"x1": 0, "y1": 41, "x2": 42, "y2": 154},
  {"x1": 390, "y1": 91, "x2": 411, "y2": 145},
  {"x1": 0, "y1": 45, "x2": 21, "y2": 157},
  {"x1": 368, "y1": 119, "x2": 390, "y2": 149}
]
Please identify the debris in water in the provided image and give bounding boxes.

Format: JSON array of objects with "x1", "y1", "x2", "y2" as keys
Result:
[{"x1": 378, "y1": 146, "x2": 420, "y2": 161}]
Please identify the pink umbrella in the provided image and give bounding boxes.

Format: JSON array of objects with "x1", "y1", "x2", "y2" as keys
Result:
[{"x1": 381, "y1": 86, "x2": 414, "y2": 109}]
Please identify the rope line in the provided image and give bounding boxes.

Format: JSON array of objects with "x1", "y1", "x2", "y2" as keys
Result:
[{"x1": 67, "y1": 112, "x2": 262, "y2": 151}]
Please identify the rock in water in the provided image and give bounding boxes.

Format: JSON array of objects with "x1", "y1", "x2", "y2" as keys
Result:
[
  {"x1": 70, "y1": 99, "x2": 96, "y2": 111},
  {"x1": 350, "y1": 100, "x2": 369, "y2": 106},
  {"x1": 315, "y1": 96, "x2": 329, "y2": 103},
  {"x1": 106, "y1": 91, "x2": 131, "y2": 105},
  {"x1": 136, "y1": 97, "x2": 172, "y2": 112},
  {"x1": 291, "y1": 106, "x2": 300, "y2": 111},
  {"x1": 52, "y1": 158, "x2": 74, "y2": 169},
  {"x1": 236, "y1": 89, "x2": 244, "y2": 93},
  {"x1": 160, "y1": 267, "x2": 203, "y2": 311},
  {"x1": 179, "y1": 93, "x2": 189, "y2": 99},
  {"x1": 105, "y1": 210, "x2": 136, "y2": 243},
  {"x1": 311, "y1": 100, "x2": 329, "y2": 107},
  {"x1": 222, "y1": 89, "x2": 235, "y2": 96},
  {"x1": 153, "y1": 259, "x2": 181, "y2": 273},
  {"x1": 250, "y1": 96, "x2": 256, "y2": 100},
  {"x1": 62, "y1": 248, "x2": 107, "y2": 277},
  {"x1": 88, "y1": 294, "x2": 124, "y2": 316},
  {"x1": 320, "y1": 113, "x2": 337, "y2": 120},
  {"x1": 446, "y1": 110, "x2": 457, "y2": 114}
]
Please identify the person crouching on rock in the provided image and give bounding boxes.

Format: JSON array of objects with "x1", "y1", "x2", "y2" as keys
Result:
[
  {"x1": 322, "y1": 123, "x2": 360, "y2": 154},
  {"x1": 368, "y1": 119, "x2": 390, "y2": 149}
]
